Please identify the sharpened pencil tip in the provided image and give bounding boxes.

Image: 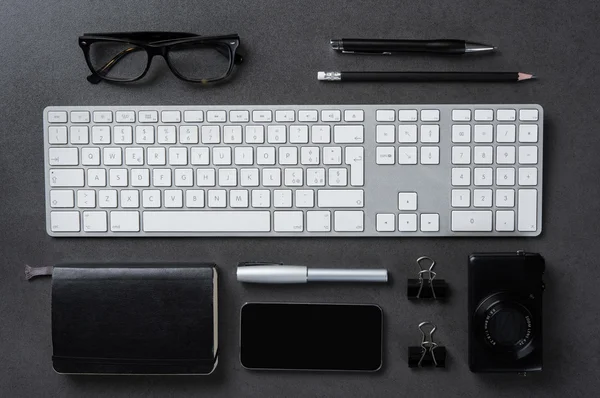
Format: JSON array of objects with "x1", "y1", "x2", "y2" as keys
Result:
[{"x1": 518, "y1": 72, "x2": 536, "y2": 81}]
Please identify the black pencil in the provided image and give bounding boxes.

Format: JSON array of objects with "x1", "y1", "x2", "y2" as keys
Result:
[{"x1": 317, "y1": 71, "x2": 536, "y2": 83}]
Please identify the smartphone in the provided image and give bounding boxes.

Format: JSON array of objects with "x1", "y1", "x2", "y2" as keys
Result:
[{"x1": 240, "y1": 302, "x2": 383, "y2": 371}]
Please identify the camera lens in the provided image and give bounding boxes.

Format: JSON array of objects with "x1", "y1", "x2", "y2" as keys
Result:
[{"x1": 487, "y1": 308, "x2": 530, "y2": 346}]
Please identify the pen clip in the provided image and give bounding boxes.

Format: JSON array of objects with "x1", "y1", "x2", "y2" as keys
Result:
[
  {"x1": 342, "y1": 50, "x2": 392, "y2": 55},
  {"x1": 237, "y1": 261, "x2": 284, "y2": 267}
]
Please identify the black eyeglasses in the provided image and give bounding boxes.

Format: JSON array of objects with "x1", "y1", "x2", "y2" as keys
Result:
[{"x1": 79, "y1": 32, "x2": 243, "y2": 84}]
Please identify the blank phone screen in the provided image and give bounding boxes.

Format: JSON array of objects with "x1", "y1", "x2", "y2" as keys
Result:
[{"x1": 240, "y1": 303, "x2": 383, "y2": 371}]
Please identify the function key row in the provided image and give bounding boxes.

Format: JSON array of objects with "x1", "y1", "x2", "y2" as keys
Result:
[
  {"x1": 374, "y1": 109, "x2": 539, "y2": 123},
  {"x1": 47, "y1": 110, "x2": 367, "y2": 125}
]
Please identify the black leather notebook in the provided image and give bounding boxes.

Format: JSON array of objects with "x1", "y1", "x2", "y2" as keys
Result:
[{"x1": 51, "y1": 263, "x2": 218, "y2": 375}]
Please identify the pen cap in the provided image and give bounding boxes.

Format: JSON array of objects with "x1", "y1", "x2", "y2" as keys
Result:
[
  {"x1": 307, "y1": 269, "x2": 388, "y2": 283},
  {"x1": 236, "y1": 266, "x2": 307, "y2": 283}
]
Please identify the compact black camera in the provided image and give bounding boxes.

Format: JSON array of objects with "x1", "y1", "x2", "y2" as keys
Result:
[{"x1": 468, "y1": 251, "x2": 545, "y2": 373}]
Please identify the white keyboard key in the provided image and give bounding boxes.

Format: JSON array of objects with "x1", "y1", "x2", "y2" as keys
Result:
[
  {"x1": 497, "y1": 109, "x2": 516, "y2": 121},
  {"x1": 279, "y1": 146, "x2": 298, "y2": 165},
  {"x1": 398, "y1": 147, "x2": 417, "y2": 164},
  {"x1": 519, "y1": 125, "x2": 539, "y2": 143},
  {"x1": 398, "y1": 125, "x2": 417, "y2": 143},
  {"x1": 452, "y1": 125, "x2": 471, "y2": 143},
  {"x1": 88, "y1": 169, "x2": 106, "y2": 187},
  {"x1": 496, "y1": 189, "x2": 515, "y2": 208},
  {"x1": 420, "y1": 109, "x2": 440, "y2": 122},
  {"x1": 473, "y1": 189, "x2": 493, "y2": 207},
  {"x1": 174, "y1": 168, "x2": 193, "y2": 187},
  {"x1": 334, "y1": 125, "x2": 364, "y2": 143},
  {"x1": 143, "y1": 211, "x2": 271, "y2": 232},
  {"x1": 257, "y1": 146, "x2": 276, "y2": 165},
  {"x1": 245, "y1": 126, "x2": 264, "y2": 144},
  {"x1": 376, "y1": 125, "x2": 395, "y2": 143},
  {"x1": 48, "y1": 111, "x2": 68, "y2": 123},
  {"x1": 398, "y1": 192, "x2": 417, "y2": 211},
  {"x1": 376, "y1": 110, "x2": 395, "y2": 122},
  {"x1": 496, "y1": 168, "x2": 515, "y2": 186},
  {"x1": 376, "y1": 214, "x2": 395, "y2": 232},
  {"x1": 93, "y1": 111, "x2": 113, "y2": 123},
  {"x1": 474, "y1": 109, "x2": 493, "y2": 121},
  {"x1": 519, "y1": 146, "x2": 538, "y2": 164},
  {"x1": 323, "y1": 146, "x2": 341, "y2": 165},
  {"x1": 109, "y1": 169, "x2": 128, "y2": 187},
  {"x1": 398, "y1": 110, "x2": 418, "y2": 121},
  {"x1": 92, "y1": 126, "x2": 111, "y2": 144},
  {"x1": 50, "y1": 190, "x2": 74, "y2": 208},
  {"x1": 230, "y1": 189, "x2": 249, "y2": 208},
  {"x1": 307, "y1": 211, "x2": 331, "y2": 232},
  {"x1": 420, "y1": 146, "x2": 440, "y2": 165},
  {"x1": 497, "y1": 146, "x2": 516, "y2": 164},
  {"x1": 191, "y1": 147, "x2": 210, "y2": 165},
  {"x1": 224, "y1": 125, "x2": 243, "y2": 144},
  {"x1": 206, "y1": 110, "x2": 226, "y2": 122},
  {"x1": 242, "y1": 171, "x2": 264, "y2": 192},
  {"x1": 164, "y1": 190, "x2": 183, "y2": 208},
  {"x1": 519, "y1": 109, "x2": 539, "y2": 121},
  {"x1": 321, "y1": 109, "x2": 341, "y2": 122},
  {"x1": 153, "y1": 169, "x2": 172, "y2": 187},
  {"x1": 83, "y1": 211, "x2": 108, "y2": 232},
  {"x1": 234, "y1": 147, "x2": 253, "y2": 166},
  {"x1": 474, "y1": 125, "x2": 493, "y2": 143},
  {"x1": 138, "y1": 111, "x2": 157, "y2": 123},
  {"x1": 184, "y1": 110, "x2": 204, "y2": 122},
  {"x1": 420, "y1": 214, "x2": 439, "y2": 232},
  {"x1": 82, "y1": 148, "x2": 101, "y2": 166},
  {"x1": 218, "y1": 168, "x2": 237, "y2": 186},
  {"x1": 474, "y1": 167, "x2": 493, "y2": 186},
  {"x1": 110, "y1": 211, "x2": 140, "y2": 232},
  {"x1": 318, "y1": 190, "x2": 363, "y2": 208},
  {"x1": 114, "y1": 126, "x2": 133, "y2": 144},
  {"x1": 474, "y1": 146, "x2": 493, "y2": 164},
  {"x1": 103, "y1": 147, "x2": 122, "y2": 166},
  {"x1": 519, "y1": 167, "x2": 538, "y2": 186},
  {"x1": 307, "y1": 168, "x2": 326, "y2": 187},
  {"x1": 186, "y1": 190, "x2": 205, "y2": 208},
  {"x1": 284, "y1": 168, "x2": 303, "y2": 186},
  {"x1": 161, "y1": 111, "x2": 181, "y2": 123},
  {"x1": 300, "y1": 147, "x2": 319, "y2": 165},
  {"x1": 202, "y1": 126, "x2": 221, "y2": 144},
  {"x1": 452, "y1": 167, "x2": 471, "y2": 186},
  {"x1": 229, "y1": 110, "x2": 249, "y2": 122},
  {"x1": 120, "y1": 190, "x2": 139, "y2": 208},
  {"x1": 262, "y1": 168, "x2": 281, "y2": 187},
  {"x1": 497, "y1": 124, "x2": 516, "y2": 143},
  {"x1": 70, "y1": 126, "x2": 89, "y2": 144},
  {"x1": 345, "y1": 147, "x2": 364, "y2": 186},
  {"x1": 452, "y1": 146, "x2": 471, "y2": 165},
  {"x1": 251, "y1": 190, "x2": 270, "y2": 208},
  {"x1": 518, "y1": 189, "x2": 538, "y2": 232},
  {"x1": 274, "y1": 211, "x2": 303, "y2": 232},
  {"x1": 298, "y1": 110, "x2": 318, "y2": 122},
  {"x1": 451, "y1": 189, "x2": 470, "y2": 207},
  {"x1": 116, "y1": 111, "x2": 136, "y2": 123},
  {"x1": 213, "y1": 147, "x2": 232, "y2": 165},
  {"x1": 50, "y1": 211, "x2": 80, "y2": 232},
  {"x1": 142, "y1": 190, "x2": 161, "y2": 208},
  {"x1": 398, "y1": 214, "x2": 417, "y2": 232},
  {"x1": 328, "y1": 168, "x2": 347, "y2": 186},
  {"x1": 376, "y1": 147, "x2": 395, "y2": 164},
  {"x1": 420, "y1": 125, "x2": 439, "y2": 143},
  {"x1": 131, "y1": 169, "x2": 150, "y2": 187},
  {"x1": 147, "y1": 147, "x2": 166, "y2": 166},
  {"x1": 295, "y1": 189, "x2": 315, "y2": 208},
  {"x1": 496, "y1": 210, "x2": 515, "y2": 232},
  {"x1": 452, "y1": 109, "x2": 471, "y2": 121},
  {"x1": 77, "y1": 190, "x2": 96, "y2": 207},
  {"x1": 267, "y1": 125, "x2": 286, "y2": 143},
  {"x1": 168, "y1": 147, "x2": 187, "y2": 165},
  {"x1": 252, "y1": 110, "x2": 272, "y2": 122},
  {"x1": 311, "y1": 125, "x2": 330, "y2": 143},
  {"x1": 451, "y1": 211, "x2": 492, "y2": 231},
  {"x1": 208, "y1": 189, "x2": 227, "y2": 208},
  {"x1": 98, "y1": 190, "x2": 117, "y2": 208},
  {"x1": 289, "y1": 125, "x2": 309, "y2": 143},
  {"x1": 48, "y1": 126, "x2": 68, "y2": 144},
  {"x1": 275, "y1": 110, "x2": 295, "y2": 122},
  {"x1": 48, "y1": 148, "x2": 78, "y2": 166},
  {"x1": 180, "y1": 125, "x2": 199, "y2": 144},
  {"x1": 334, "y1": 211, "x2": 364, "y2": 232},
  {"x1": 344, "y1": 110, "x2": 364, "y2": 122},
  {"x1": 71, "y1": 111, "x2": 90, "y2": 123}
]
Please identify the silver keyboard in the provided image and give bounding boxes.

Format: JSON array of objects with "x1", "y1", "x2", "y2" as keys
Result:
[{"x1": 44, "y1": 104, "x2": 543, "y2": 237}]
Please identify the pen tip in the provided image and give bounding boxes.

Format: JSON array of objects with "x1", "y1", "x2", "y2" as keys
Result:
[{"x1": 518, "y1": 72, "x2": 537, "y2": 81}]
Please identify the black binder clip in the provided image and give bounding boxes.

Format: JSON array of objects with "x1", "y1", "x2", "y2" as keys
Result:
[
  {"x1": 408, "y1": 322, "x2": 447, "y2": 368},
  {"x1": 407, "y1": 256, "x2": 448, "y2": 300}
]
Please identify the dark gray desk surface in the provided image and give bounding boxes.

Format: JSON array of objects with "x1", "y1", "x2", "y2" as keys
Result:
[{"x1": 1, "y1": 0, "x2": 599, "y2": 396}]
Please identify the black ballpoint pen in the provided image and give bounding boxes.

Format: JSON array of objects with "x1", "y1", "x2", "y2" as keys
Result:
[{"x1": 330, "y1": 38, "x2": 497, "y2": 55}]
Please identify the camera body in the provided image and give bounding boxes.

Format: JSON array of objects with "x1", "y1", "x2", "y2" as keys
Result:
[{"x1": 468, "y1": 252, "x2": 545, "y2": 373}]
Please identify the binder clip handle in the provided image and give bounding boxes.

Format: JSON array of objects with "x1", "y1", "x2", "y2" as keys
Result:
[{"x1": 418, "y1": 322, "x2": 438, "y2": 367}]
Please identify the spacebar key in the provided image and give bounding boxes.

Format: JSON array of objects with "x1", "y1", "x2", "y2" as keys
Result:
[{"x1": 143, "y1": 211, "x2": 271, "y2": 232}]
